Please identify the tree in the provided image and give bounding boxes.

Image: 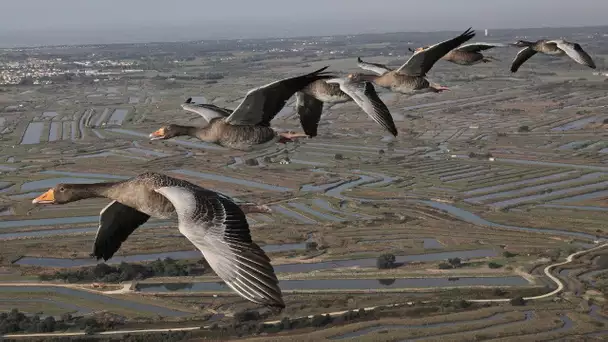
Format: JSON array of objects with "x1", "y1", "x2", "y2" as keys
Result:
[
  {"x1": 310, "y1": 314, "x2": 331, "y2": 327},
  {"x1": 376, "y1": 253, "x2": 396, "y2": 269},
  {"x1": 448, "y1": 258, "x2": 461, "y2": 267},
  {"x1": 305, "y1": 241, "x2": 318, "y2": 252},
  {"x1": 503, "y1": 251, "x2": 517, "y2": 258},
  {"x1": 488, "y1": 262, "x2": 503, "y2": 269},
  {"x1": 510, "y1": 296, "x2": 526, "y2": 306},
  {"x1": 518, "y1": 125, "x2": 530, "y2": 132}
]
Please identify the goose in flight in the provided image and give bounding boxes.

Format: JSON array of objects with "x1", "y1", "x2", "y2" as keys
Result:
[
  {"x1": 149, "y1": 67, "x2": 335, "y2": 151},
  {"x1": 295, "y1": 78, "x2": 398, "y2": 137},
  {"x1": 353, "y1": 28, "x2": 475, "y2": 95},
  {"x1": 31, "y1": 172, "x2": 285, "y2": 308},
  {"x1": 409, "y1": 42, "x2": 505, "y2": 65},
  {"x1": 510, "y1": 39, "x2": 596, "y2": 73}
]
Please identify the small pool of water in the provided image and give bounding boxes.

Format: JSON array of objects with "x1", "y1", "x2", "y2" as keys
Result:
[{"x1": 21, "y1": 122, "x2": 44, "y2": 145}]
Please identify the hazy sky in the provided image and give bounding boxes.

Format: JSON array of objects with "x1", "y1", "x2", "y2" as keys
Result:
[{"x1": 2, "y1": 0, "x2": 607, "y2": 46}]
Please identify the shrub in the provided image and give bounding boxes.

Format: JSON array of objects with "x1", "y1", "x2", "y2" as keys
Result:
[
  {"x1": 488, "y1": 262, "x2": 503, "y2": 269},
  {"x1": 376, "y1": 253, "x2": 396, "y2": 269},
  {"x1": 510, "y1": 296, "x2": 526, "y2": 306},
  {"x1": 503, "y1": 251, "x2": 517, "y2": 258}
]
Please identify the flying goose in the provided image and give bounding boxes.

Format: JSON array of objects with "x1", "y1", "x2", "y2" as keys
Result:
[
  {"x1": 510, "y1": 39, "x2": 596, "y2": 73},
  {"x1": 409, "y1": 42, "x2": 505, "y2": 65},
  {"x1": 149, "y1": 67, "x2": 335, "y2": 151},
  {"x1": 31, "y1": 172, "x2": 284, "y2": 308},
  {"x1": 353, "y1": 28, "x2": 476, "y2": 95},
  {"x1": 295, "y1": 78, "x2": 398, "y2": 137}
]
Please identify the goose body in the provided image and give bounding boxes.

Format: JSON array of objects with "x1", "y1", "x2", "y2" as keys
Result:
[
  {"x1": 31, "y1": 172, "x2": 284, "y2": 308},
  {"x1": 149, "y1": 67, "x2": 336, "y2": 150},
  {"x1": 438, "y1": 43, "x2": 505, "y2": 65},
  {"x1": 295, "y1": 79, "x2": 397, "y2": 137},
  {"x1": 510, "y1": 39, "x2": 596, "y2": 73},
  {"x1": 354, "y1": 28, "x2": 476, "y2": 94}
]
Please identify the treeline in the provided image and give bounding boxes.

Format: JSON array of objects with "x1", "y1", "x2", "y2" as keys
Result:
[
  {"x1": 0, "y1": 309, "x2": 60, "y2": 334},
  {"x1": 39, "y1": 258, "x2": 203, "y2": 283},
  {"x1": 0, "y1": 309, "x2": 124, "y2": 335}
]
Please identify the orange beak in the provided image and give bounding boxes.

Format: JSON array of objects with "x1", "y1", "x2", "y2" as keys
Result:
[
  {"x1": 149, "y1": 128, "x2": 166, "y2": 140},
  {"x1": 32, "y1": 189, "x2": 56, "y2": 204}
]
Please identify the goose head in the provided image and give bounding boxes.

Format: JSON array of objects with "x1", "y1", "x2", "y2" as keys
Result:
[
  {"x1": 32, "y1": 184, "x2": 91, "y2": 204},
  {"x1": 149, "y1": 124, "x2": 190, "y2": 140}
]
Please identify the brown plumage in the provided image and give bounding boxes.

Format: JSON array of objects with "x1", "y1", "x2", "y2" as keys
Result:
[
  {"x1": 31, "y1": 172, "x2": 284, "y2": 308},
  {"x1": 149, "y1": 67, "x2": 336, "y2": 151},
  {"x1": 510, "y1": 39, "x2": 596, "y2": 73},
  {"x1": 354, "y1": 28, "x2": 476, "y2": 94},
  {"x1": 410, "y1": 43, "x2": 504, "y2": 65},
  {"x1": 295, "y1": 79, "x2": 396, "y2": 137}
]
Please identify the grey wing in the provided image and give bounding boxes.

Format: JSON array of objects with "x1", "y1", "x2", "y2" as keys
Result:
[
  {"x1": 397, "y1": 27, "x2": 476, "y2": 75},
  {"x1": 225, "y1": 66, "x2": 334, "y2": 127},
  {"x1": 342, "y1": 81, "x2": 398, "y2": 137},
  {"x1": 295, "y1": 92, "x2": 324, "y2": 137},
  {"x1": 456, "y1": 42, "x2": 505, "y2": 53},
  {"x1": 357, "y1": 57, "x2": 392, "y2": 75},
  {"x1": 92, "y1": 201, "x2": 151, "y2": 261},
  {"x1": 181, "y1": 102, "x2": 232, "y2": 123},
  {"x1": 154, "y1": 186, "x2": 284, "y2": 308},
  {"x1": 552, "y1": 40, "x2": 596, "y2": 69},
  {"x1": 510, "y1": 47, "x2": 538, "y2": 73}
]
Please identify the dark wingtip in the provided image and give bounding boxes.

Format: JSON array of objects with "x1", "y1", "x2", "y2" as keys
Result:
[
  {"x1": 312, "y1": 66, "x2": 329, "y2": 74},
  {"x1": 185, "y1": 97, "x2": 192, "y2": 103},
  {"x1": 357, "y1": 57, "x2": 363, "y2": 63}
]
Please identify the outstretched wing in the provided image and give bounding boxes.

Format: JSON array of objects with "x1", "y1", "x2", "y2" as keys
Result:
[
  {"x1": 92, "y1": 201, "x2": 151, "y2": 261},
  {"x1": 181, "y1": 101, "x2": 232, "y2": 123},
  {"x1": 356, "y1": 57, "x2": 392, "y2": 76},
  {"x1": 397, "y1": 28, "x2": 476, "y2": 76},
  {"x1": 295, "y1": 92, "x2": 324, "y2": 137},
  {"x1": 510, "y1": 47, "x2": 538, "y2": 73},
  {"x1": 338, "y1": 80, "x2": 398, "y2": 137},
  {"x1": 224, "y1": 67, "x2": 334, "y2": 127},
  {"x1": 550, "y1": 40, "x2": 596, "y2": 69},
  {"x1": 456, "y1": 42, "x2": 505, "y2": 53},
  {"x1": 154, "y1": 186, "x2": 284, "y2": 308}
]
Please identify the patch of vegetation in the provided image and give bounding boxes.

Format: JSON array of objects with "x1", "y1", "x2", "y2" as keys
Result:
[
  {"x1": 503, "y1": 251, "x2": 518, "y2": 258},
  {"x1": 488, "y1": 262, "x2": 503, "y2": 269},
  {"x1": 518, "y1": 125, "x2": 530, "y2": 132},
  {"x1": 39, "y1": 258, "x2": 203, "y2": 283},
  {"x1": 0, "y1": 309, "x2": 59, "y2": 334},
  {"x1": 376, "y1": 253, "x2": 396, "y2": 269},
  {"x1": 510, "y1": 296, "x2": 526, "y2": 306}
]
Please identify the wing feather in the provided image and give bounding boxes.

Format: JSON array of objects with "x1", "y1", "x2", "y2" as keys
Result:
[
  {"x1": 154, "y1": 185, "x2": 284, "y2": 308},
  {"x1": 551, "y1": 40, "x2": 596, "y2": 69},
  {"x1": 510, "y1": 47, "x2": 538, "y2": 73},
  {"x1": 224, "y1": 66, "x2": 334, "y2": 127},
  {"x1": 356, "y1": 57, "x2": 392, "y2": 75},
  {"x1": 397, "y1": 28, "x2": 476, "y2": 75},
  {"x1": 295, "y1": 92, "x2": 324, "y2": 137},
  {"x1": 92, "y1": 201, "x2": 151, "y2": 261},
  {"x1": 181, "y1": 102, "x2": 232, "y2": 123},
  {"x1": 455, "y1": 42, "x2": 505, "y2": 53}
]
